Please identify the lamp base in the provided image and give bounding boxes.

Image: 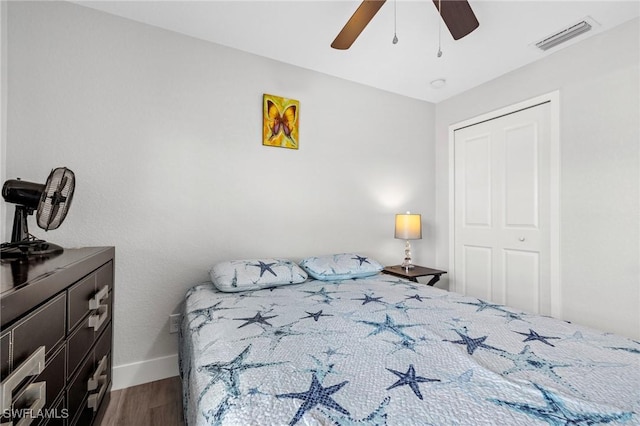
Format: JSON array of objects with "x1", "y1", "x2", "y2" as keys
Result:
[{"x1": 400, "y1": 240, "x2": 414, "y2": 270}]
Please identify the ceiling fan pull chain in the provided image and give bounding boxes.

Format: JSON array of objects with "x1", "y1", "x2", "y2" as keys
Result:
[
  {"x1": 437, "y1": 0, "x2": 443, "y2": 57},
  {"x1": 392, "y1": 0, "x2": 398, "y2": 44}
]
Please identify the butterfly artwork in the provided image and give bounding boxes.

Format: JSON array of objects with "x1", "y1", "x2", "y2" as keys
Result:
[{"x1": 263, "y1": 94, "x2": 300, "y2": 149}]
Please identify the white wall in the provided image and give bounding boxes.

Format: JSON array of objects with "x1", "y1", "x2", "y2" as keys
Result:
[
  {"x1": 1, "y1": 1, "x2": 7, "y2": 243},
  {"x1": 435, "y1": 18, "x2": 640, "y2": 339},
  {"x1": 4, "y1": 1, "x2": 436, "y2": 386}
]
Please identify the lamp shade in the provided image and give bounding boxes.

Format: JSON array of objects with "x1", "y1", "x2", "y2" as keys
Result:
[{"x1": 394, "y1": 213, "x2": 422, "y2": 240}]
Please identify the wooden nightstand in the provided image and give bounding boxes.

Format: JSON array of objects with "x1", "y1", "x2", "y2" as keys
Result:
[{"x1": 383, "y1": 265, "x2": 447, "y2": 286}]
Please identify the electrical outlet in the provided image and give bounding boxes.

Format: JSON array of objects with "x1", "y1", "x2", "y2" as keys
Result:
[{"x1": 169, "y1": 314, "x2": 181, "y2": 334}]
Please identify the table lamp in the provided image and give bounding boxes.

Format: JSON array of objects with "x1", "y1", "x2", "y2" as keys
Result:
[{"x1": 394, "y1": 212, "x2": 422, "y2": 269}]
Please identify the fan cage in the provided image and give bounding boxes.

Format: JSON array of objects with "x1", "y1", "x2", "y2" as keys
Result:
[{"x1": 37, "y1": 167, "x2": 75, "y2": 231}]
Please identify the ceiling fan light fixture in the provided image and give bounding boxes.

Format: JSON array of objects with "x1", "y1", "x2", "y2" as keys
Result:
[{"x1": 535, "y1": 18, "x2": 595, "y2": 51}]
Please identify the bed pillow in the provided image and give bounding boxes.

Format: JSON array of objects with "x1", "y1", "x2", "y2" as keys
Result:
[
  {"x1": 210, "y1": 258, "x2": 308, "y2": 292},
  {"x1": 300, "y1": 253, "x2": 383, "y2": 281}
]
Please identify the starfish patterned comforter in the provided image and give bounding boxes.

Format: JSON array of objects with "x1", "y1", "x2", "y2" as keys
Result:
[{"x1": 180, "y1": 274, "x2": 640, "y2": 425}]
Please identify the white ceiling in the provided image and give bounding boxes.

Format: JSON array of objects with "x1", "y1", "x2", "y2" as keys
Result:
[{"x1": 74, "y1": 0, "x2": 640, "y2": 103}]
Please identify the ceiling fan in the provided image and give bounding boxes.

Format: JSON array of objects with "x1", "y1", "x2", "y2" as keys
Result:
[{"x1": 331, "y1": 0, "x2": 479, "y2": 50}]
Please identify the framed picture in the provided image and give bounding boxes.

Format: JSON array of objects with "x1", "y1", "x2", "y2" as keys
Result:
[{"x1": 263, "y1": 94, "x2": 299, "y2": 150}]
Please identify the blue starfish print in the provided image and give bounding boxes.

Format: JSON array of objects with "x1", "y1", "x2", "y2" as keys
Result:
[
  {"x1": 515, "y1": 329, "x2": 560, "y2": 347},
  {"x1": 458, "y1": 298, "x2": 510, "y2": 313},
  {"x1": 351, "y1": 255, "x2": 371, "y2": 266},
  {"x1": 352, "y1": 294, "x2": 385, "y2": 305},
  {"x1": 323, "y1": 347, "x2": 349, "y2": 359},
  {"x1": 431, "y1": 369, "x2": 496, "y2": 407},
  {"x1": 320, "y1": 396, "x2": 390, "y2": 425},
  {"x1": 606, "y1": 339, "x2": 640, "y2": 354},
  {"x1": 560, "y1": 331, "x2": 628, "y2": 351},
  {"x1": 230, "y1": 291, "x2": 260, "y2": 305},
  {"x1": 497, "y1": 345, "x2": 578, "y2": 394},
  {"x1": 184, "y1": 284, "x2": 204, "y2": 298},
  {"x1": 440, "y1": 369, "x2": 474, "y2": 387},
  {"x1": 188, "y1": 301, "x2": 232, "y2": 332},
  {"x1": 608, "y1": 346, "x2": 640, "y2": 354},
  {"x1": 241, "y1": 322, "x2": 304, "y2": 350},
  {"x1": 384, "y1": 335, "x2": 433, "y2": 355},
  {"x1": 445, "y1": 317, "x2": 466, "y2": 327},
  {"x1": 233, "y1": 311, "x2": 277, "y2": 328},
  {"x1": 229, "y1": 269, "x2": 239, "y2": 288},
  {"x1": 374, "y1": 300, "x2": 416, "y2": 316},
  {"x1": 490, "y1": 383, "x2": 634, "y2": 425},
  {"x1": 202, "y1": 396, "x2": 233, "y2": 426},
  {"x1": 302, "y1": 287, "x2": 341, "y2": 305},
  {"x1": 197, "y1": 344, "x2": 282, "y2": 401},
  {"x1": 446, "y1": 329, "x2": 501, "y2": 355},
  {"x1": 251, "y1": 261, "x2": 278, "y2": 277},
  {"x1": 570, "y1": 358, "x2": 627, "y2": 369},
  {"x1": 301, "y1": 310, "x2": 332, "y2": 322},
  {"x1": 357, "y1": 314, "x2": 421, "y2": 342},
  {"x1": 276, "y1": 373, "x2": 349, "y2": 425},
  {"x1": 386, "y1": 278, "x2": 420, "y2": 290},
  {"x1": 406, "y1": 294, "x2": 426, "y2": 302},
  {"x1": 501, "y1": 311, "x2": 528, "y2": 323},
  {"x1": 305, "y1": 355, "x2": 338, "y2": 382},
  {"x1": 247, "y1": 386, "x2": 269, "y2": 396},
  {"x1": 386, "y1": 364, "x2": 440, "y2": 400}
]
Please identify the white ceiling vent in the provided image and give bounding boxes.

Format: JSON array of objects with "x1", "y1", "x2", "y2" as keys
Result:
[{"x1": 535, "y1": 18, "x2": 596, "y2": 51}]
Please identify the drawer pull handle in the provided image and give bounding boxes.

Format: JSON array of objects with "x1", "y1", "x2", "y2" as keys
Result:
[
  {"x1": 89, "y1": 285, "x2": 109, "y2": 310},
  {"x1": 13, "y1": 381, "x2": 46, "y2": 426},
  {"x1": 87, "y1": 356, "x2": 108, "y2": 392},
  {"x1": 87, "y1": 376, "x2": 107, "y2": 412},
  {"x1": 88, "y1": 305, "x2": 108, "y2": 332},
  {"x1": 0, "y1": 346, "x2": 45, "y2": 412}
]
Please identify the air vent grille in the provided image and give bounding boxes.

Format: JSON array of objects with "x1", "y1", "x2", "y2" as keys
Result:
[{"x1": 536, "y1": 20, "x2": 592, "y2": 51}]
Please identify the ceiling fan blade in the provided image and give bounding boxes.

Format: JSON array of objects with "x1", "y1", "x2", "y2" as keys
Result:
[
  {"x1": 432, "y1": 0, "x2": 479, "y2": 40},
  {"x1": 331, "y1": 0, "x2": 386, "y2": 50}
]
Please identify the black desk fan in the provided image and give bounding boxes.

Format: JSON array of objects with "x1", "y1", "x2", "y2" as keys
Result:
[{"x1": 1, "y1": 167, "x2": 75, "y2": 258}]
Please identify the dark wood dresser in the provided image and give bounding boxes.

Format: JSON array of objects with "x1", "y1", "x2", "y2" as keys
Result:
[{"x1": 1, "y1": 247, "x2": 114, "y2": 426}]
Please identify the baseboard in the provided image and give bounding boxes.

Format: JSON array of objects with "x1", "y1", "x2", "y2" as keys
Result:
[{"x1": 111, "y1": 353, "x2": 179, "y2": 391}]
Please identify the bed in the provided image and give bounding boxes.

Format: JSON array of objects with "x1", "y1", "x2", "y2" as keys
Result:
[{"x1": 179, "y1": 255, "x2": 639, "y2": 425}]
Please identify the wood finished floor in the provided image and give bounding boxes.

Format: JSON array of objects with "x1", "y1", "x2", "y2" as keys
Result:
[{"x1": 100, "y1": 376, "x2": 184, "y2": 426}]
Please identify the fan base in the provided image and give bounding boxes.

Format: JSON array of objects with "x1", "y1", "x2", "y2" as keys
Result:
[{"x1": 0, "y1": 240, "x2": 64, "y2": 259}]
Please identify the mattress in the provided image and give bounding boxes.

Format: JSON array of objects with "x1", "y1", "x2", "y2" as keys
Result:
[{"x1": 180, "y1": 274, "x2": 639, "y2": 425}]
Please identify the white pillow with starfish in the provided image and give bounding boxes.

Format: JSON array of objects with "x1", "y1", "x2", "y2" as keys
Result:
[
  {"x1": 210, "y1": 258, "x2": 308, "y2": 292},
  {"x1": 300, "y1": 253, "x2": 383, "y2": 281}
]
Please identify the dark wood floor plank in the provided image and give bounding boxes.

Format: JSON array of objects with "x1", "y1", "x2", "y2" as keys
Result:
[
  {"x1": 100, "y1": 376, "x2": 184, "y2": 426},
  {"x1": 100, "y1": 389, "x2": 123, "y2": 426},
  {"x1": 150, "y1": 401, "x2": 184, "y2": 426}
]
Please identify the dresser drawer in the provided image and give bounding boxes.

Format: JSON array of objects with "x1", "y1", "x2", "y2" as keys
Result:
[
  {"x1": 37, "y1": 395, "x2": 66, "y2": 426},
  {"x1": 8, "y1": 294, "x2": 66, "y2": 380},
  {"x1": 8, "y1": 344, "x2": 66, "y2": 425},
  {"x1": 0, "y1": 332, "x2": 9, "y2": 381},
  {"x1": 67, "y1": 274, "x2": 95, "y2": 332},
  {"x1": 67, "y1": 322, "x2": 112, "y2": 426},
  {"x1": 67, "y1": 289, "x2": 112, "y2": 379},
  {"x1": 37, "y1": 345, "x2": 66, "y2": 417},
  {"x1": 95, "y1": 262, "x2": 113, "y2": 300},
  {"x1": 67, "y1": 262, "x2": 113, "y2": 332}
]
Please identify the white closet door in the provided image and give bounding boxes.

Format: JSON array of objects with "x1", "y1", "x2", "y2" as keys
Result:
[{"x1": 454, "y1": 102, "x2": 551, "y2": 315}]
